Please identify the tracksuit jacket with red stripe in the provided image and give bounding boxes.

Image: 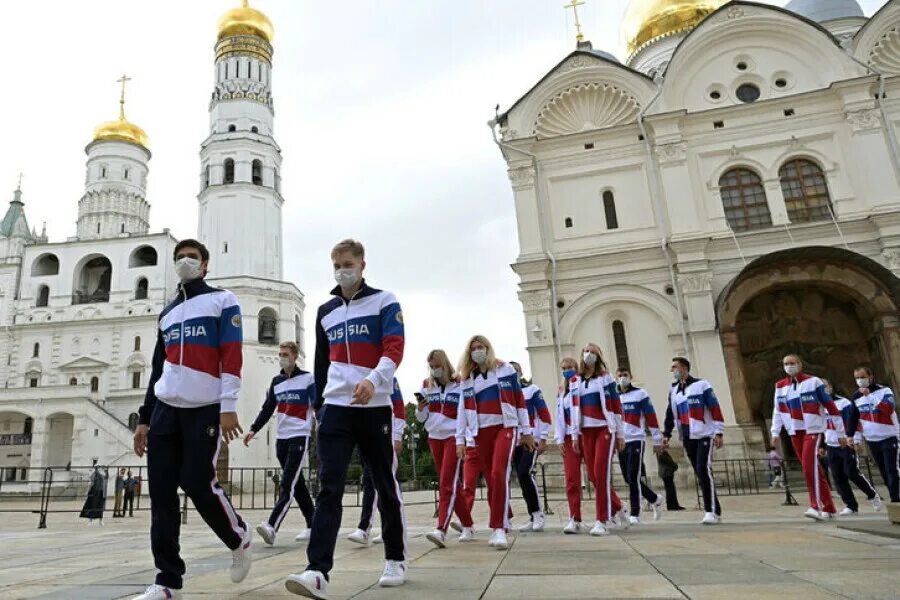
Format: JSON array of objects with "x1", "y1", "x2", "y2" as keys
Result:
[
  {"x1": 853, "y1": 384, "x2": 900, "y2": 442},
  {"x1": 523, "y1": 383, "x2": 552, "y2": 441},
  {"x1": 139, "y1": 278, "x2": 243, "y2": 425},
  {"x1": 416, "y1": 378, "x2": 466, "y2": 443},
  {"x1": 571, "y1": 373, "x2": 622, "y2": 437},
  {"x1": 390, "y1": 377, "x2": 406, "y2": 442},
  {"x1": 314, "y1": 281, "x2": 404, "y2": 410},
  {"x1": 663, "y1": 377, "x2": 725, "y2": 441},
  {"x1": 460, "y1": 361, "x2": 532, "y2": 444},
  {"x1": 250, "y1": 366, "x2": 316, "y2": 439}
]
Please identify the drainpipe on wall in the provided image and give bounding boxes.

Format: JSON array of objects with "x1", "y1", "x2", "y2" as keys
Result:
[
  {"x1": 636, "y1": 84, "x2": 692, "y2": 358},
  {"x1": 489, "y1": 117, "x2": 562, "y2": 370}
]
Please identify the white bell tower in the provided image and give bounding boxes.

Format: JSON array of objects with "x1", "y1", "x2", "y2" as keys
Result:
[{"x1": 198, "y1": 0, "x2": 283, "y2": 280}]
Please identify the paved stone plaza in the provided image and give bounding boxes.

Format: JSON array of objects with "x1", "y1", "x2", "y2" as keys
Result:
[{"x1": 1, "y1": 493, "x2": 898, "y2": 600}]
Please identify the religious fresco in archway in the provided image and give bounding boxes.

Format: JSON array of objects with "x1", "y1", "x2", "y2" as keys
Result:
[{"x1": 735, "y1": 286, "x2": 884, "y2": 430}]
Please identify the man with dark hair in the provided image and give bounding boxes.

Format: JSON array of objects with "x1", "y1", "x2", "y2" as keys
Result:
[
  {"x1": 286, "y1": 239, "x2": 407, "y2": 598},
  {"x1": 664, "y1": 357, "x2": 725, "y2": 525},
  {"x1": 132, "y1": 238, "x2": 252, "y2": 600}
]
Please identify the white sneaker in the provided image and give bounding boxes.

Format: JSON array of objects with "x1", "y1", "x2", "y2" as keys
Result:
[
  {"x1": 629, "y1": 516, "x2": 641, "y2": 525},
  {"x1": 285, "y1": 570, "x2": 328, "y2": 599},
  {"x1": 449, "y1": 520, "x2": 463, "y2": 532},
  {"x1": 488, "y1": 529, "x2": 508, "y2": 549},
  {"x1": 132, "y1": 584, "x2": 182, "y2": 600},
  {"x1": 256, "y1": 522, "x2": 276, "y2": 546},
  {"x1": 378, "y1": 560, "x2": 407, "y2": 587},
  {"x1": 872, "y1": 496, "x2": 885, "y2": 512},
  {"x1": 458, "y1": 527, "x2": 475, "y2": 542},
  {"x1": 701, "y1": 512, "x2": 720, "y2": 525},
  {"x1": 347, "y1": 528, "x2": 370, "y2": 546},
  {"x1": 823, "y1": 512, "x2": 837, "y2": 520},
  {"x1": 531, "y1": 511, "x2": 545, "y2": 532},
  {"x1": 651, "y1": 496, "x2": 663, "y2": 521},
  {"x1": 230, "y1": 528, "x2": 253, "y2": 583},
  {"x1": 563, "y1": 519, "x2": 581, "y2": 534},
  {"x1": 839, "y1": 507, "x2": 857, "y2": 516},
  {"x1": 616, "y1": 509, "x2": 631, "y2": 530},
  {"x1": 589, "y1": 521, "x2": 608, "y2": 536},
  {"x1": 295, "y1": 528, "x2": 312, "y2": 542},
  {"x1": 372, "y1": 534, "x2": 383, "y2": 544},
  {"x1": 426, "y1": 528, "x2": 447, "y2": 548},
  {"x1": 804, "y1": 507, "x2": 825, "y2": 521}
]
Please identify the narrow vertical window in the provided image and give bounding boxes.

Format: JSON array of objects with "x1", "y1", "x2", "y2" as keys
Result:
[
  {"x1": 603, "y1": 190, "x2": 619, "y2": 230},
  {"x1": 612, "y1": 320, "x2": 630, "y2": 370}
]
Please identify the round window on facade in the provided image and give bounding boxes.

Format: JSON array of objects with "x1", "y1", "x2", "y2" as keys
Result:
[
  {"x1": 710, "y1": 90, "x2": 721, "y2": 100},
  {"x1": 775, "y1": 78, "x2": 787, "y2": 88},
  {"x1": 736, "y1": 61, "x2": 748, "y2": 71},
  {"x1": 736, "y1": 83, "x2": 761, "y2": 103}
]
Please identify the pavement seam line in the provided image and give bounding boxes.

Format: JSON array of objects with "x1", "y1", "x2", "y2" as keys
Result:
[
  {"x1": 617, "y1": 531, "x2": 690, "y2": 599},
  {"x1": 477, "y1": 532, "x2": 517, "y2": 599}
]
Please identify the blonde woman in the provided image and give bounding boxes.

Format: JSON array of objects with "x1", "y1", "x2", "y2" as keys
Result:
[
  {"x1": 556, "y1": 357, "x2": 587, "y2": 534},
  {"x1": 457, "y1": 335, "x2": 536, "y2": 550},
  {"x1": 575, "y1": 343, "x2": 627, "y2": 536},
  {"x1": 416, "y1": 350, "x2": 475, "y2": 548}
]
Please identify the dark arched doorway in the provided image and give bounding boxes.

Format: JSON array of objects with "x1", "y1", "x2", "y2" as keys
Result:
[{"x1": 717, "y1": 246, "x2": 900, "y2": 448}]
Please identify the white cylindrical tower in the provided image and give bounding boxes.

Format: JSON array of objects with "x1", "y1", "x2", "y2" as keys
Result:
[
  {"x1": 198, "y1": 0, "x2": 283, "y2": 280},
  {"x1": 78, "y1": 81, "x2": 151, "y2": 240}
]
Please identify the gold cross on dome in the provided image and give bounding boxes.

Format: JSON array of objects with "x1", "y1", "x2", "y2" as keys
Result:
[
  {"x1": 116, "y1": 74, "x2": 132, "y2": 120},
  {"x1": 563, "y1": 0, "x2": 586, "y2": 43}
]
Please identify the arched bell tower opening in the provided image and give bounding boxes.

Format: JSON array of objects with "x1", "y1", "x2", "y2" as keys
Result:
[{"x1": 717, "y1": 247, "x2": 900, "y2": 449}]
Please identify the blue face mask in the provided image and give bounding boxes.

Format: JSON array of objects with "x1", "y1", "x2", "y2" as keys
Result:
[{"x1": 562, "y1": 369, "x2": 576, "y2": 380}]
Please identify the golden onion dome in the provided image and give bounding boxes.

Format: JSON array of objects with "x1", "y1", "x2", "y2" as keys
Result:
[
  {"x1": 622, "y1": 0, "x2": 728, "y2": 57},
  {"x1": 217, "y1": 0, "x2": 274, "y2": 43},
  {"x1": 92, "y1": 110, "x2": 149, "y2": 150}
]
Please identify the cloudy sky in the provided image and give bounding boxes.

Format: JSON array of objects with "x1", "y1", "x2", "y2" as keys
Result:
[{"x1": 0, "y1": 0, "x2": 886, "y2": 393}]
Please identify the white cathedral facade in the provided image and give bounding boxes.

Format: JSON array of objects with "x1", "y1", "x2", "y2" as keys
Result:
[
  {"x1": 498, "y1": 0, "x2": 900, "y2": 456},
  {"x1": 0, "y1": 1, "x2": 303, "y2": 488}
]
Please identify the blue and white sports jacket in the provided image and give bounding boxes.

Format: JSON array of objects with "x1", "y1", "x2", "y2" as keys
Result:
[
  {"x1": 249, "y1": 366, "x2": 316, "y2": 439},
  {"x1": 314, "y1": 281, "x2": 404, "y2": 410},
  {"x1": 139, "y1": 278, "x2": 243, "y2": 424}
]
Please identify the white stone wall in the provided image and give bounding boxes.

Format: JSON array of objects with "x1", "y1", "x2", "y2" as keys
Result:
[{"x1": 499, "y1": 3, "x2": 900, "y2": 457}]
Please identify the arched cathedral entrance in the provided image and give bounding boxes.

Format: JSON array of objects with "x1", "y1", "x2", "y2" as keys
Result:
[{"x1": 717, "y1": 247, "x2": 900, "y2": 448}]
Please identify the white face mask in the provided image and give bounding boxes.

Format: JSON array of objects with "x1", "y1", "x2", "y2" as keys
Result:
[
  {"x1": 856, "y1": 377, "x2": 870, "y2": 388},
  {"x1": 334, "y1": 268, "x2": 359, "y2": 288},
  {"x1": 471, "y1": 349, "x2": 487, "y2": 365},
  {"x1": 279, "y1": 356, "x2": 294, "y2": 371},
  {"x1": 671, "y1": 369, "x2": 682, "y2": 382},
  {"x1": 618, "y1": 376, "x2": 631, "y2": 388},
  {"x1": 582, "y1": 352, "x2": 597, "y2": 366},
  {"x1": 784, "y1": 365, "x2": 799, "y2": 377},
  {"x1": 431, "y1": 367, "x2": 444, "y2": 379},
  {"x1": 174, "y1": 257, "x2": 202, "y2": 282}
]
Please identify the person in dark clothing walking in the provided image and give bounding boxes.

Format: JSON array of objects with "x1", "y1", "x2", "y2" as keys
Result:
[
  {"x1": 131, "y1": 239, "x2": 252, "y2": 600},
  {"x1": 113, "y1": 468, "x2": 126, "y2": 517},
  {"x1": 656, "y1": 449, "x2": 684, "y2": 510},
  {"x1": 123, "y1": 471, "x2": 138, "y2": 517},
  {"x1": 79, "y1": 466, "x2": 108, "y2": 525},
  {"x1": 245, "y1": 341, "x2": 317, "y2": 545}
]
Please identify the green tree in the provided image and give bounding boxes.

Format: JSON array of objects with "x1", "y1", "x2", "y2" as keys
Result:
[{"x1": 397, "y1": 402, "x2": 436, "y2": 484}]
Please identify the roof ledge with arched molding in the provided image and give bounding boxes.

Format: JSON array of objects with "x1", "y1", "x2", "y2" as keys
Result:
[
  {"x1": 852, "y1": 1, "x2": 900, "y2": 74},
  {"x1": 558, "y1": 284, "x2": 682, "y2": 343},
  {"x1": 653, "y1": 1, "x2": 866, "y2": 114},
  {"x1": 715, "y1": 245, "x2": 900, "y2": 330}
]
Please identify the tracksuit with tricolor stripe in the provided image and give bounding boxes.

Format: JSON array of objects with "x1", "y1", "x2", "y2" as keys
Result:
[
  {"x1": 824, "y1": 396, "x2": 878, "y2": 512},
  {"x1": 617, "y1": 385, "x2": 663, "y2": 518},
  {"x1": 358, "y1": 378, "x2": 407, "y2": 533},
  {"x1": 664, "y1": 377, "x2": 725, "y2": 516},
  {"x1": 573, "y1": 373, "x2": 624, "y2": 524},
  {"x1": 513, "y1": 383, "x2": 552, "y2": 522},
  {"x1": 138, "y1": 278, "x2": 248, "y2": 591},
  {"x1": 556, "y1": 380, "x2": 589, "y2": 523},
  {"x1": 417, "y1": 377, "x2": 474, "y2": 531},
  {"x1": 772, "y1": 374, "x2": 844, "y2": 514},
  {"x1": 306, "y1": 281, "x2": 406, "y2": 579},
  {"x1": 460, "y1": 361, "x2": 532, "y2": 530},
  {"x1": 853, "y1": 384, "x2": 900, "y2": 502},
  {"x1": 249, "y1": 366, "x2": 316, "y2": 533}
]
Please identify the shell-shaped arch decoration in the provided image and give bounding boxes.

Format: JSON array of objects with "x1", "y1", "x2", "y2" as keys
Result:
[
  {"x1": 534, "y1": 83, "x2": 640, "y2": 139},
  {"x1": 869, "y1": 27, "x2": 900, "y2": 74}
]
